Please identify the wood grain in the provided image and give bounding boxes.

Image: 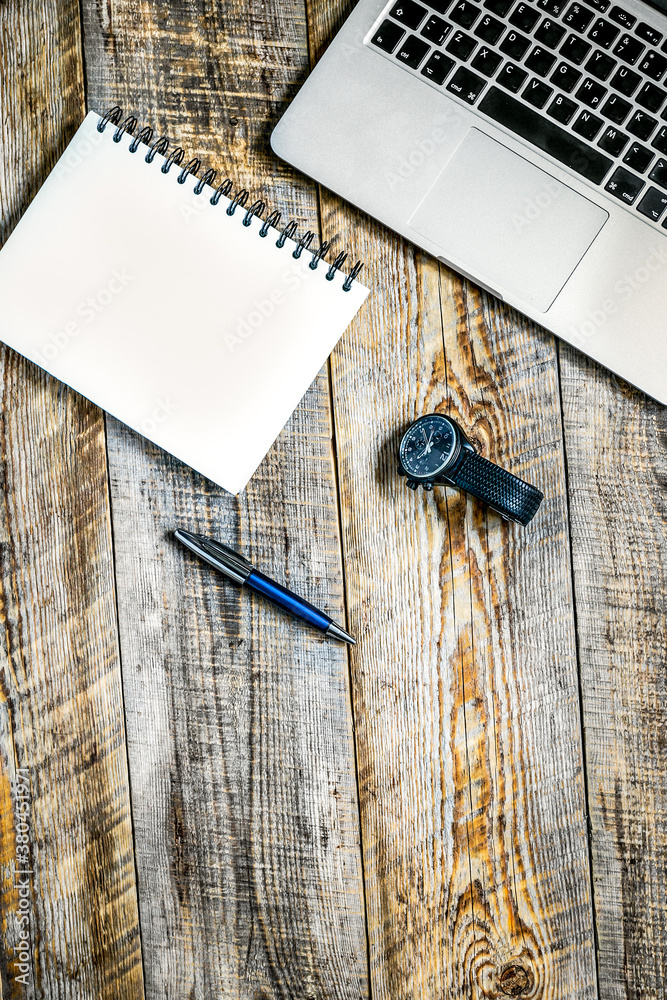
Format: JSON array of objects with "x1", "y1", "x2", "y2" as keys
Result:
[
  {"x1": 318, "y1": 225, "x2": 599, "y2": 1000},
  {"x1": 0, "y1": 3, "x2": 142, "y2": 998},
  {"x1": 80, "y1": 2, "x2": 368, "y2": 998},
  {"x1": 306, "y1": 3, "x2": 598, "y2": 995},
  {"x1": 559, "y1": 347, "x2": 667, "y2": 1000}
]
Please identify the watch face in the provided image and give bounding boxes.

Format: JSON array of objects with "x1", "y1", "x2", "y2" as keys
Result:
[{"x1": 399, "y1": 415, "x2": 458, "y2": 480}]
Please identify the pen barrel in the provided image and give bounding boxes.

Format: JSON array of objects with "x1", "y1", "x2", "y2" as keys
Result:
[{"x1": 246, "y1": 570, "x2": 331, "y2": 632}]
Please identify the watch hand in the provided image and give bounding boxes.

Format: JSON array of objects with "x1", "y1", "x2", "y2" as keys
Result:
[{"x1": 421, "y1": 429, "x2": 434, "y2": 456}]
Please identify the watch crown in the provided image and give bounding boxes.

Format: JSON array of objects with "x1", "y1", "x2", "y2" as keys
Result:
[
  {"x1": 406, "y1": 479, "x2": 419, "y2": 490},
  {"x1": 424, "y1": 482, "x2": 434, "y2": 491}
]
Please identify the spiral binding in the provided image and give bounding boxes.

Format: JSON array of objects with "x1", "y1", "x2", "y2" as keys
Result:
[{"x1": 98, "y1": 107, "x2": 365, "y2": 291}]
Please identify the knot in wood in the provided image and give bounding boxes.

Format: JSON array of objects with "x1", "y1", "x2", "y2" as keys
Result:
[{"x1": 499, "y1": 965, "x2": 530, "y2": 996}]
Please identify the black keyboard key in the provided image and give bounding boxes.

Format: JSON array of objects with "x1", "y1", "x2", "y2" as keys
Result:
[
  {"x1": 623, "y1": 141, "x2": 654, "y2": 171},
  {"x1": 447, "y1": 29, "x2": 477, "y2": 57},
  {"x1": 572, "y1": 108, "x2": 605, "y2": 138},
  {"x1": 613, "y1": 33, "x2": 644, "y2": 64},
  {"x1": 422, "y1": 13, "x2": 453, "y2": 42},
  {"x1": 649, "y1": 157, "x2": 667, "y2": 187},
  {"x1": 390, "y1": 0, "x2": 429, "y2": 28},
  {"x1": 372, "y1": 19, "x2": 406, "y2": 51},
  {"x1": 396, "y1": 34, "x2": 431, "y2": 66},
  {"x1": 636, "y1": 185, "x2": 667, "y2": 219},
  {"x1": 428, "y1": 0, "x2": 454, "y2": 12},
  {"x1": 537, "y1": 0, "x2": 567, "y2": 14},
  {"x1": 509, "y1": 2, "x2": 540, "y2": 30},
  {"x1": 584, "y1": 0, "x2": 610, "y2": 11},
  {"x1": 497, "y1": 61, "x2": 529, "y2": 89},
  {"x1": 478, "y1": 86, "x2": 613, "y2": 180},
  {"x1": 422, "y1": 49, "x2": 456, "y2": 81},
  {"x1": 500, "y1": 30, "x2": 531, "y2": 58},
  {"x1": 585, "y1": 50, "x2": 616, "y2": 79},
  {"x1": 653, "y1": 125, "x2": 667, "y2": 153},
  {"x1": 551, "y1": 61, "x2": 582, "y2": 91},
  {"x1": 523, "y1": 77, "x2": 554, "y2": 105},
  {"x1": 548, "y1": 92, "x2": 579, "y2": 121},
  {"x1": 636, "y1": 22, "x2": 663, "y2": 46},
  {"x1": 609, "y1": 5, "x2": 636, "y2": 28},
  {"x1": 627, "y1": 109, "x2": 658, "y2": 140},
  {"x1": 636, "y1": 82, "x2": 667, "y2": 113},
  {"x1": 605, "y1": 165, "x2": 644, "y2": 201},
  {"x1": 447, "y1": 64, "x2": 487, "y2": 100},
  {"x1": 484, "y1": 0, "x2": 513, "y2": 14},
  {"x1": 601, "y1": 93, "x2": 632, "y2": 122},
  {"x1": 576, "y1": 76, "x2": 607, "y2": 106},
  {"x1": 560, "y1": 34, "x2": 592, "y2": 63},
  {"x1": 526, "y1": 45, "x2": 557, "y2": 75},
  {"x1": 535, "y1": 18, "x2": 567, "y2": 47},
  {"x1": 610, "y1": 65, "x2": 640, "y2": 95},
  {"x1": 475, "y1": 13, "x2": 505, "y2": 42},
  {"x1": 563, "y1": 3, "x2": 594, "y2": 32},
  {"x1": 598, "y1": 124, "x2": 629, "y2": 154},
  {"x1": 638, "y1": 51, "x2": 667, "y2": 81},
  {"x1": 587, "y1": 18, "x2": 619, "y2": 48},
  {"x1": 450, "y1": 0, "x2": 482, "y2": 27},
  {"x1": 472, "y1": 45, "x2": 503, "y2": 73}
]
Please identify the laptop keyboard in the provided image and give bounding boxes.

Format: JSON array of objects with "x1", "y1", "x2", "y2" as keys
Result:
[{"x1": 367, "y1": 0, "x2": 667, "y2": 229}]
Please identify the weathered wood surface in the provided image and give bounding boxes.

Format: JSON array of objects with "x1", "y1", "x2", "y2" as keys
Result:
[
  {"x1": 307, "y1": 4, "x2": 598, "y2": 998},
  {"x1": 560, "y1": 348, "x2": 667, "y2": 1000},
  {"x1": 2, "y1": 0, "x2": 666, "y2": 998},
  {"x1": 314, "y1": 229, "x2": 598, "y2": 997},
  {"x1": 80, "y1": 2, "x2": 368, "y2": 999},
  {"x1": 0, "y1": 3, "x2": 142, "y2": 999}
]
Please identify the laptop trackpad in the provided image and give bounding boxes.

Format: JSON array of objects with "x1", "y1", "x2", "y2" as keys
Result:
[{"x1": 408, "y1": 128, "x2": 608, "y2": 312}]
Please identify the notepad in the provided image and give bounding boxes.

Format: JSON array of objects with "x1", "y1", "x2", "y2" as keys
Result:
[{"x1": 0, "y1": 109, "x2": 369, "y2": 494}]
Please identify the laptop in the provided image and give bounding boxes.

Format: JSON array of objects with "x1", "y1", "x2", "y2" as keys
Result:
[{"x1": 271, "y1": 0, "x2": 667, "y2": 403}]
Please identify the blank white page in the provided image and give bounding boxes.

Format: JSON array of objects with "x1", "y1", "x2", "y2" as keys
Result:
[{"x1": 0, "y1": 112, "x2": 369, "y2": 494}]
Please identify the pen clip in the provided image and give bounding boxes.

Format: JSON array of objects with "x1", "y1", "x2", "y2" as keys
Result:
[{"x1": 175, "y1": 530, "x2": 253, "y2": 584}]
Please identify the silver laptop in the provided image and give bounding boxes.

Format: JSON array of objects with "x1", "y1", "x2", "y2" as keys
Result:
[{"x1": 271, "y1": 0, "x2": 667, "y2": 403}]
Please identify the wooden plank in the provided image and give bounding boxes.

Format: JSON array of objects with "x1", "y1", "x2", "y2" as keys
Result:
[
  {"x1": 559, "y1": 347, "x2": 667, "y2": 1000},
  {"x1": 0, "y1": 3, "x2": 143, "y2": 998},
  {"x1": 306, "y1": 6, "x2": 599, "y2": 996},
  {"x1": 319, "y1": 225, "x2": 599, "y2": 1000},
  {"x1": 80, "y1": 2, "x2": 368, "y2": 998}
]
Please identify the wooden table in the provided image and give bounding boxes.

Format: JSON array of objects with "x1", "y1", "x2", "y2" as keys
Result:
[{"x1": 1, "y1": 2, "x2": 665, "y2": 998}]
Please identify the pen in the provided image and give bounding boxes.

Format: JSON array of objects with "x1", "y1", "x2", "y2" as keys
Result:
[{"x1": 174, "y1": 529, "x2": 356, "y2": 645}]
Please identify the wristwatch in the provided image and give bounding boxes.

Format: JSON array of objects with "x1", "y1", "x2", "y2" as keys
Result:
[{"x1": 397, "y1": 413, "x2": 543, "y2": 526}]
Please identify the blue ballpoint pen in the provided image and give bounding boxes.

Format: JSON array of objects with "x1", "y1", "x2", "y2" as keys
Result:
[{"x1": 174, "y1": 529, "x2": 356, "y2": 645}]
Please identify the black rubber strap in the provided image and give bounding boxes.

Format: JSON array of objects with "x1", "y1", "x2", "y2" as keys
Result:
[{"x1": 453, "y1": 452, "x2": 543, "y2": 525}]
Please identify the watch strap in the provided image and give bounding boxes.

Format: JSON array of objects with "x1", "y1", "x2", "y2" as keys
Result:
[{"x1": 452, "y1": 451, "x2": 543, "y2": 525}]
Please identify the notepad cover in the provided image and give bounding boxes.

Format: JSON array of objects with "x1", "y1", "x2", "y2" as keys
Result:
[{"x1": 0, "y1": 112, "x2": 369, "y2": 494}]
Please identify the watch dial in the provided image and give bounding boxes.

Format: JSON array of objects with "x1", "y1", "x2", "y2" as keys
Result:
[{"x1": 400, "y1": 415, "x2": 457, "y2": 479}]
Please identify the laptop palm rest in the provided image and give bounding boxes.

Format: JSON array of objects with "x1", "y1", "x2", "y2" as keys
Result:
[{"x1": 408, "y1": 128, "x2": 608, "y2": 313}]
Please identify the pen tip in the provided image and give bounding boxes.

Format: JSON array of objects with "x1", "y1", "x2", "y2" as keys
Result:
[{"x1": 326, "y1": 622, "x2": 356, "y2": 645}]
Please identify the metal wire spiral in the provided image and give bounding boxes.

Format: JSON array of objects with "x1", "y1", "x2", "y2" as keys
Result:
[{"x1": 96, "y1": 105, "x2": 364, "y2": 288}]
